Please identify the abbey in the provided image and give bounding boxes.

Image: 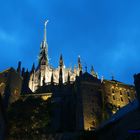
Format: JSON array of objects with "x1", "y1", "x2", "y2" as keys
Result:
[
  {"x1": 0, "y1": 21, "x2": 136, "y2": 131},
  {"x1": 28, "y1": 21, "x2": 87, "y2": 92},
  {"x1": 20, "y1": 21, "x2": 136, "y2": 130}
]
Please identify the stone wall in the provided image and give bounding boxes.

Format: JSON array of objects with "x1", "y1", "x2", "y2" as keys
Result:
[
  {"x1": 102, "y1": 80, "x2": 135, "y2": 115},
  {"x1": 0, "y1": 68, "x2": 22, "y2": 107}
]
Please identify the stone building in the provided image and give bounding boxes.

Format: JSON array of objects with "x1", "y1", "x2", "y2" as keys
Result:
[
  {"x1": 0, "y1": 67, "x2": 22, "y2": 108},
  {"x1": 75, "y1": 72, "x2": 103, "y2": 130},
  {"x1": 92, "y1": 74, "x2": 140, "y2": 140},
  {"x1": 102, "y1": 79, "x2": 135, "y2": 116},
  {"x1": 20, "y1": 21, "x2": 136, "y2": 131},
  {"x1": 0, "y1": 21, "x2": 136, "y2": 133}
]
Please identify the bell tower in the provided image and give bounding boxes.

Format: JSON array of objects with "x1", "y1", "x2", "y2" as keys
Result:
[{"x1": 59, "y1": 54, "x2": 64, "y2": 84}]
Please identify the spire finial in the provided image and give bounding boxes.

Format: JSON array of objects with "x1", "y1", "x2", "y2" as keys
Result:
[{"x1": 44, "y1": 20, "x2": 49, "y2": 42}]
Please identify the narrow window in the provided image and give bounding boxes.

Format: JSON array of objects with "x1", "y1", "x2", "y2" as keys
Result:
[
  {"x1": 113, "y1": 95, "x2": 115, "y2": 100},
  {"x1": 112, "y1": 89, "x2": 115, "y2": 93}
]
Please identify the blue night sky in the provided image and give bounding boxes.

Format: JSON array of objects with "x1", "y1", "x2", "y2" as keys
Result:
[{"x1": 0, "y1": 0, "x2": 140, "y2": 85}]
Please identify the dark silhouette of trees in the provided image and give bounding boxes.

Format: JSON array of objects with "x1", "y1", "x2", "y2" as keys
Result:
[{"x1": 7, "y1": 96, "x2": 51, "y2": 139}]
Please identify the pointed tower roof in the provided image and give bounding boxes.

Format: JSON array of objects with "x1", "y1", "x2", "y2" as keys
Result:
[
  {"x1": 78, "y1": 55, "x2": 82, "y2": 76},
  {"x1": 78, "y1": 55, "x2": 81, "y2": 63},
  {"x1": 17, "y1": 61, "x2": 21, "y2": 75},
  {"x1": 59, "y1": 54, "x2": 64, "y2": 67},
  {"x1": 31, "y1": 63, "x2": 35, "y2": 73},
  {"x1": 91, "y1": 65, "x2": 98, "y2": 78},
  {"x1": 44, "y1": 20, "x2": 49, "y2": 43},
  {"x1": 38, "y1": 20, "x2": 49, "y2": 66}
]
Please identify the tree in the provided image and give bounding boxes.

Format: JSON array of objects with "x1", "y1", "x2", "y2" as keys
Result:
[{"x1": 7, "y1": 96, "x2": 51, "y2": 139}]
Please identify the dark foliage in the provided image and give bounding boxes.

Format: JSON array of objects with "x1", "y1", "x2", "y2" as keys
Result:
[{"x1": 7, "y1": 96, "x2": 51, "y2": 139}]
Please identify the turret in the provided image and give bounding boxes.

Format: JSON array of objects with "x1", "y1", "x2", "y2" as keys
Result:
[
  {"x1": 21, "y1": 67, "x2": 25, "y2": 77},
  {"x1": 59, "y1": 54, "x2": 64, "y2": 67},
  {"x1": 17, "y1": 61, "x2": 21, "y2": 75},
  {"x1": 78, "y1": 56, "x2": 82, "y2": 76},
  {"x1": 91, "y1": 66, "x2": 97, "y2": 78},
  {"x1": 21, "y1": 69, "x2": 30, "y2": 93},
  {"x1": 31, "y1": 63, "x2": 35, "y2": 73},
  {"x1": 59, "y1": 54, "x2": 63, "y2": 84}
]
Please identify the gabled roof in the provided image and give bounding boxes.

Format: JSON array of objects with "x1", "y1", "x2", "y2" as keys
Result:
[
  {"x1": 0, "y1": 67, "x2": 14, "y2": 73},
  {"x1": 0, "y1": 67, "x2": 22, "y2": 80},
  {"x1": 78, "y1": 72, "x2": 101, "y2": 83}
]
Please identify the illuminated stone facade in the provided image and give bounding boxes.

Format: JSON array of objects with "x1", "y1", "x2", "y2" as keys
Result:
[
  {"x1": 75, "y1": 73, "x2": 103, "y2": 130},
  {"x1": 75, "y1": 77, "x2": 136, "y2": 131},
  {"x1": 26, "y1": 22, "x2": 136, "y2": 131},
  {"x1": 102, "y1": 79, "x2": 136, "y2": 115},
  {"x1": 0, "y1": 22, "x2": 136, "y2": 132},
  {"x1": 28, "y1": 22, "x2": 83, "y2": 92}
]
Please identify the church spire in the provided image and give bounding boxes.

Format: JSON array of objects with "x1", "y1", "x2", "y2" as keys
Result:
[
  {"x1": 31, "y1": 63, "x2": 35, "y2": 73},
  {"x1": 59, "y1": 54, "x2": 63, "y2": 85},
  {"x1": 78, "y1": 56, "x2": 82, "y2": 76},
  {"x1": 59, "y1": 54, "x2": 64, "y2": 67},
  {"x1": 44, "y1": 20, "x2": 49, "y2": 43},
  {"x1": 17, "y1": 61, "x2": 21, "y2": 75},
  {"x1": 39, "y1": 20, "x2": 49, "y2": 66}
]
